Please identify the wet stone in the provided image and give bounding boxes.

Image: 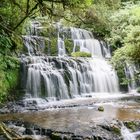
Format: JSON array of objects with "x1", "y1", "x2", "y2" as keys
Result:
[
  {"x1": 98, "y1": 106, "x2": 104, "y2": 112},
  {"x1": 25, "y1": 128, "x2": 34, "y2": 135},
  {"x1": 51, "y1": 132, "x2": 62, "y2": 140}
]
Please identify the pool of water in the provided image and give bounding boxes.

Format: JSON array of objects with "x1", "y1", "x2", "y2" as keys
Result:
[{"x1": 0, "y1": 94, "x2": 140, "y2": 134}]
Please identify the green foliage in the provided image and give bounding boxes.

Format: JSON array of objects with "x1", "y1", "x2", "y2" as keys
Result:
[
  {"x1": 71, "y1": 52, "x2": 91, "y2": 57},
  {"x1": 137, "y1": 87, "x2": 140, "y2": 93},
  {"x1": 110, "y1": 2, "x2": 140, "y2": 89},
  {"x1": 64, "y1": 0, "x2": 92, "y2": 7},
  {"x1": 65, "y1": 39, "x2": 73, "y2": 55},
  {"x1": 124, "y1": 121, "x2": 137, "y2": 132},
  {"x1": 0, "y1": 33, "x2": 12, "y2": 55},
  {"x1": 61, "y1": 0, "x2": 122, "y2": 37},
  {"x1": 0, "y1": 56, "x2": 20, "y2": 102},
  {"x1": 50, "y1": 38, "x2": 57, "y2": 56},
  {"x1": 111, "y1": 126, "x2": 121, "y2": 135},
  {"x1": 0, "y1": 0, "x2": 140, "y2": 101},
  {"x1": 109, "y1": 2, "x2": 140, "y2": 50}
]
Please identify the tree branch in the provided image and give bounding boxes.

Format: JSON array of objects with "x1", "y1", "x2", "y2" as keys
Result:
[
  {"x1": 11, "y1": 0, "x2": 23, "y2": 11},
  {"x1": 26, "y1": 0, "x2": 30, "y2": 15},
  {"x1": 13, "y1": 2, "x2": 39, "y2": 31},
  {"x1": 0, "y1": 23, "x2": 13, "y2": 34}
]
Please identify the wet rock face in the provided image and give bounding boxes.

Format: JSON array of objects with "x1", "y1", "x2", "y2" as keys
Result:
[
  {"x1": 1, "y1": 120, "x2": 135, "y2": 140},
  {"x1": 0, "y1": 97, "x2": 140, "y2": 139},
  {"x1": 1, "y1": 120, "x2": 140, "y2": 140}
]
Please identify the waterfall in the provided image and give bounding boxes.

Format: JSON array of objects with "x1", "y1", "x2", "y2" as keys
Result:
[
  {"x1": 57, "y1": 33, "x2": 66, "y2": 57},
  {"x1": 22, "y1": 21, "x2": 45, "y2": 55},
  {"x1": 124, "y1": 63, "x2": 140, "y2": 92},
  {"x1": 22, "y1": 20, "x2": 119, "y2": 100},
  {"x1": 22, "y1": 56, "x2": 119, "y2": 100}
]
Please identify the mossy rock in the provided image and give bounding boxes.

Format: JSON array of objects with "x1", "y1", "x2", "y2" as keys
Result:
[
  {"x1": 111, "y1": 125, "x2": 121, "y2": 135},
  {"x1": 98, "y1": 106, "x2": 104, "y2": 112},
  {"x1": 50, "y1": 38, "x2": 58, "y2": 56},
  {"x1": 39, "y1": 27, "x2": 57, "y2": 38},
  {"x1": 124, "y1": 121, "x2": 137, "y2": 131},
  {"x1": 71, "y1": 52, "x2": 91, "y2": 57},
  {"x1": 44, "y1": 39, "x2": 51, "y2": 55},
  {"x1": 39, "y1": 28, "x2": 50, "y2": 37},
  {"x1": 64, "y1": 39, "x2": 73, "y2": 55},
  {"x1": 51, "y1": 132, "x2": 62, "y2": 140}
]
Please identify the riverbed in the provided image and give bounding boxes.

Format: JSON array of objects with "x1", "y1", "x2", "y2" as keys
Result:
[{"x1": 0, "y1": 93, "x2": 140, "y2": 137}]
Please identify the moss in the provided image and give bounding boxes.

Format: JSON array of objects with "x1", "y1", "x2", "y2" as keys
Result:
[
  {"x1": 111, "y1": 125, "x2": 121, "y2": 135},
  {"x1": 98, "y1": 106, "x2": 104, "y2": 112},
  {"x1": 64, "y1": 39, "x2": 73, "y2": 55},
  {"x1": 39, "y1": 28, "x2": 50, "y2": 37},
  {"x1": 71, "y1": 51, "x2": 91, "y2": 57},
  {"x1": 51, "y1": 132, "x2": 62, "y2": 140},
  {"x1": 44, "y1": 39, "x2": 51, "y2": 55},
  {"x1": 40, "y1": 27, "x2": 57, "y2": 38},
  {"x1": 124, "y1": 121, "x2": 137, "y2": 131},
  {"x1": 49, "y1": 38, "x2": 58, "y2": 56}
]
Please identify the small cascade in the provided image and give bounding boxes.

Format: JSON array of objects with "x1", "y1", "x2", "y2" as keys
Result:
[
  {"x1": 121, "y1": 124, "x2": 136, "y2": 140},
  {"x1": 124, "y1": 63, "x2": 139, "y2": 92},
  {"x1": 121, "y1": 124, "x2": 140, "y2": 140},
  {"x1": 57, "y1": 33, "x2": 66, "y2": 57},
  {"x1": 71, "y1": 27, "x2": 111, "y2": 58},
  {"x1": 22, "y1": 21, "x2": 45, "y2": 55},
  {"x1": 56, "y1": 23, "x2": 67, "y2": 57},
  {"x1": 23, "y1": 35, "x2": 45, "y2": 55}
]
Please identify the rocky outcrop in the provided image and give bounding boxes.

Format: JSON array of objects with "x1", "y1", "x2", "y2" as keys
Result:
[{"x1": 1, "y1": 120, "x2": 139, "y2": 140}]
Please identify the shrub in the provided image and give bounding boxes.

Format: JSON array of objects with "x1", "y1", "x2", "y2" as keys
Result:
[{"x1": 71, "y1": 51, "x2": 91, "y2": 57}]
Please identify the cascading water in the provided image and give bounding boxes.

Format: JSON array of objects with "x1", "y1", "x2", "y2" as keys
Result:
[
  {"x1": 124, "y1": 63, "x2": 140, "y2": 92},
  {"x1": 71, "y1": 27, "x2": 111, "y2": 58},
  {"x1": 121, "y1": 123, "x2": 140, "y2": 140},
  {"x1": 22, "y1": 21, "x2": 119, "y2": 100},
  {"x1": 22, "y1": 56, "x2": 119, "y2": 99},
  {"x1": 22, "y1": 21, "x2": 45, "y2": 55},
  {"x1": 57, "y1": 24, "x2": 66, "y2": 57}
]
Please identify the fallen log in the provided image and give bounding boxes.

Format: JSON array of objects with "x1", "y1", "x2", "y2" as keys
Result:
[
  {"x1": 0, "y1": 122, "x2": 33, "y2": 140},
  {"x1": 0, "y1": 123, "x2": 12, "y2": 140}
]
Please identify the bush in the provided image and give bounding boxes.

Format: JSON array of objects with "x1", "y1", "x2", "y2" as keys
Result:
[
  {"x1": 0, "y1": 56, "x2": 20, "y2": 103},
  {"x1": 71, "y1": 51, "x2": 91, "y2": 57},
  {"x1": 65, "y1": 39, "x2": 74, "y2": 55}
]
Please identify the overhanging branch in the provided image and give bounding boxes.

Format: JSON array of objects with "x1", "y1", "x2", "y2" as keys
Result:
[{"x1": 13, "y1": 2, "x2": 39, "y2": 31}]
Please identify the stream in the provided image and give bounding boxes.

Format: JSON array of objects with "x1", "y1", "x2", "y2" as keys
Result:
[{"x1": 0, "y1": 94, "x2": 140, "y2": 139}]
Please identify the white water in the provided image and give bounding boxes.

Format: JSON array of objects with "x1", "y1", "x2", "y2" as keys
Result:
[
  {"x1": 71, "y1": 27, "x2": 111, "y2": 58},
  {"x1": 23, "y1": 56, "x2": 119, "y2": 99},
  {"x1": 124, "y1": 63, "x2": 140, "y2": 92},
  {"x1": 23, "y1": 21, "x2": 45, "y2": 55},
  {"x1": 57, "y1": 34, "x2": 66, "y2": 57},
  {"x1": 22, "y1": 21, "x2": 119, "y2": 100},
  {"x1": 121, "y1": 124, "x2": 140, "y2": 140}
]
